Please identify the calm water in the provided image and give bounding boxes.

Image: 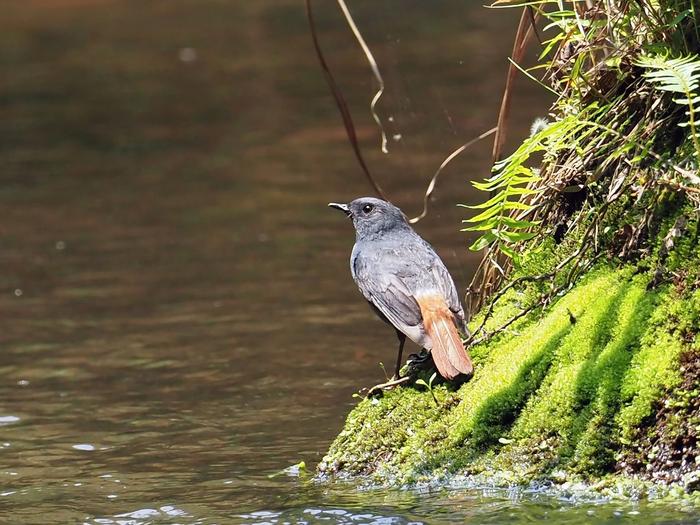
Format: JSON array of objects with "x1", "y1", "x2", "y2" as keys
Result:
[{"x1": 0, "y1": 1, "x2": 697, "y2": 523}]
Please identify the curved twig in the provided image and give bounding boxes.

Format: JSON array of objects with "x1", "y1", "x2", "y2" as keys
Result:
[
  {"x1": 409, "y1": 127, "x2": 498, "y2": 224},
  {"x1": 336, "y1": 0, "x2": 389, "y2": 154}
]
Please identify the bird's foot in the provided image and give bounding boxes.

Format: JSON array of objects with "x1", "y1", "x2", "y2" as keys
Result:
[
  {"x1": 405, "y1": 350, "x2": 433, "y2": 373},
  {"x1": 363, "y1": 376, "x2": 411, "y2": 397}
]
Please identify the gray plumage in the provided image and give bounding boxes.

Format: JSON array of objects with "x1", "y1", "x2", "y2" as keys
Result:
[{"x1": 329, "y1": 197, "x2": 472, "y2": 380}]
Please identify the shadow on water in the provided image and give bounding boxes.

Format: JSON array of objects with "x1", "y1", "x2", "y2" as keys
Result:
[{"x1": 0, "y1": 1, "x2": 697, "y2": 524}]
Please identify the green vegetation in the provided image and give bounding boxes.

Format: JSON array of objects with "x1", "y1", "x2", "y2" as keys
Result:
[
  {"x1": 467, "y1": 0, "x2": 700, "y2": 317},
  {"x1": 320, "y1": 264, "x2": 698, "y2": 494},
  {"x1": 320, "y1": 1, "x2": 700, "y2": 496}
]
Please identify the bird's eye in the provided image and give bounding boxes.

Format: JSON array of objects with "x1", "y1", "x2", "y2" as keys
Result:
[{"x1": 362, "y1": 204, "x2": 374, "y2": 214}]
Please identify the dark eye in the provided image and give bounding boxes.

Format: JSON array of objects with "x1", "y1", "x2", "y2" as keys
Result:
[{"x1": 362, "y1": 204, "x2": 374, "y2": 214}]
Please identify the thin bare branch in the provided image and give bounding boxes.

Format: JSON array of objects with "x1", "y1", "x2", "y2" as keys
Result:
[
  {"x1": 305, "y1": 0, "x2": 388, "y2": 199},
  {"x1": 492, "y1": 7, "x2": 540, "y2": 163},
  {"x1": 336, "y1": 0, "x2": 389, "y2": 154},
  {"x1": 409, "y1": 127, "x2": 498, "y2": 224}
]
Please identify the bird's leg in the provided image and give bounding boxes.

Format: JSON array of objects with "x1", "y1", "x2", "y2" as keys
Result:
[
  {"x1": 392, "y1": 330, "x2": 407, "y2": 380},
  {"x1": 363, "y1": 331, "x2": 409, "y2": 397}
]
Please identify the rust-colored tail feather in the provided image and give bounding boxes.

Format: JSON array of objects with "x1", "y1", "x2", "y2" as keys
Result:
[{"x1": 416, "y1": 295, "x2": 473, "y2": 380}]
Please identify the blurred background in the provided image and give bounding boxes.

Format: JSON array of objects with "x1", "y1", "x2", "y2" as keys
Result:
[{"x1": 0, "y1": 1, "x2": 556, "y2": 523}]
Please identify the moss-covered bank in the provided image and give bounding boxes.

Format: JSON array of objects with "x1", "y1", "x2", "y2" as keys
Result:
[
  {"x1": 319, "y1": 264, "x2": 700, "y2": 495},
  {"x1": 318, "y1": 1, "x2": 700, "y2": 497}
]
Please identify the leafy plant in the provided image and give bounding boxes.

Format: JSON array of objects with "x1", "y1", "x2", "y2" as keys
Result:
[
  {"x1": 462, "y1": 114, "x2": 588, "y2": 259},
  {"x1": 637, "y1": 54, "x2": 700, "y2": 160},
  {"x1": 465, "y1": 0, "x2": 700, "y2": 330},
  {"x1": 415, "y1": 372, "x2": 439, "y2": 406}
]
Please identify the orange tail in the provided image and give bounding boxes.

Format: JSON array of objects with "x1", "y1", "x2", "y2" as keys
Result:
[{"x1": 416, "y1": 295, "x2": 473, "y2": 380}]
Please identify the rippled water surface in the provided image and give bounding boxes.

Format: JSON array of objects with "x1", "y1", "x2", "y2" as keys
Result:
[{"x1": 1, "y1": 1, "x2": 698, "y2": 524}]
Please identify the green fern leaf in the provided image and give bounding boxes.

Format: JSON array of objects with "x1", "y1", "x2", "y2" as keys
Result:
[
  {"x1": 638, "y1": 54, "x2": 700, "y2": 159},
  {"x1": 465, "y1": 114, "x2": 586, "y2": 258}
]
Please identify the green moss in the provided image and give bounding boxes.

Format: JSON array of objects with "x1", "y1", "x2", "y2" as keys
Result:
[
  {"x1": 319, "y1": 265, "x2": 696, "y2": 491},
  {"x1": 320, "y1": 385, "x2": 450, "y2": 478},
  {"x1": 617, "y1": 288, "x2": 700, "y2": 441}
]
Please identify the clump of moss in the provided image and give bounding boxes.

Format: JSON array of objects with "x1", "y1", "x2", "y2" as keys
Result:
[
  {"x1": 505, "y1": 275, "x2": 656, "y2": 474},
  {"x1": 617, "y1": 288, "x2": 700, "y2": 440},
  {"x1": 618, "y1": 312, "x2": 700, "y2": 489},
  {"x1": 319, "y1": 212, "x2": 698, "y2": 491},
  {"x1": 319, "y1": 262, "x2": 697, "y2": 491},
  {"x1": 321, "y1": 386, "x2": 450, "y2": 478}
]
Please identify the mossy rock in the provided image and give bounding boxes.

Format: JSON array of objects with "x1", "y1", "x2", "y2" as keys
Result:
[
  {"x1": 317, "y1": 1, "x2": 700, "y2": 498},
  {"x1": 318, "y1": 265, "x2": 699, "y2": 494}
]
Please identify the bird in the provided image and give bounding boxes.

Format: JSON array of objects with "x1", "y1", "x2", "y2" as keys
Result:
[{"x1": 329, "y1": 197, "x2": 473, "y2": 388}]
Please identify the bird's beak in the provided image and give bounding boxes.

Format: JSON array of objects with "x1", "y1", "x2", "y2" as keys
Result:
[{"x1": 328, "y1": 202, "x2": 351, "y2": 216}]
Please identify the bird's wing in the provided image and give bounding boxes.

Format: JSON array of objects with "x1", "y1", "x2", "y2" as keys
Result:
[
  {"x1": 406, "y1": 237, "x2": 468, "y2": 333},
  {"x1": 352, "y1": 250, "x2": 422, "y2": 330},
  {"x1": 429, "y1": 258, "x2": 467, "y2": 332}
]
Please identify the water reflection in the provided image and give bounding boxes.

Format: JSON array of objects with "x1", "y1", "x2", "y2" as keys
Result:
[{"x1": 1, "y1": 0, "x2": 695, "y2": 524}]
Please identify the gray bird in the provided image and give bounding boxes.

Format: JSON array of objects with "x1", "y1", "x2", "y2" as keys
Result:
[{"x1": 329, "y1": 197, "x2": 473, "y2": 383}]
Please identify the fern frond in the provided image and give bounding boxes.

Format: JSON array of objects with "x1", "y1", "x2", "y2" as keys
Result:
[
  {"x1": 638, "y1": 55, "x2": 700, "y2": 94},
  {"x1": 638, "y1": 54, "x2": 700, "y2": 160},
  {"x1": 464, "y1": 114, "x2": 587, "y2": 258}
]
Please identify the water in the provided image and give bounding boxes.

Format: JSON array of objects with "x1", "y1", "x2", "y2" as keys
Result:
[{"x1": 0, "y1": 1, "x2": 697, "y2": 523}]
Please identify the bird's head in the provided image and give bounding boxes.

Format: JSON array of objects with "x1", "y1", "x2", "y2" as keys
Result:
[{"x1": 328, "y1": 197, "x2": 409, "y2": 239}]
